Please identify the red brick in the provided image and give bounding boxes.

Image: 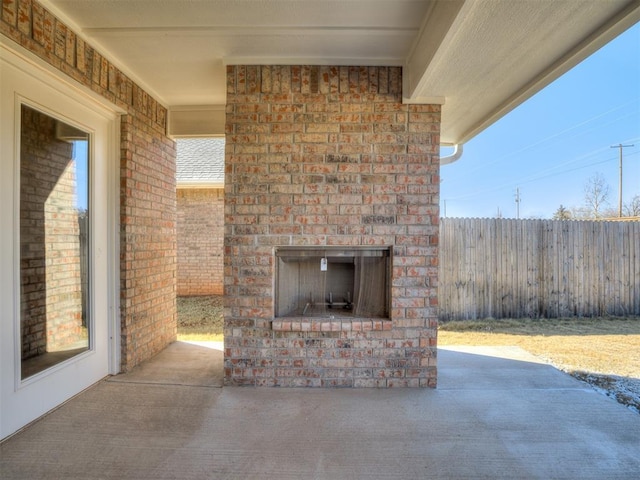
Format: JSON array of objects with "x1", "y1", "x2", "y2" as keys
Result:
[{"x1": 224, "y1": 65, "x2": 440, "y2": 388}]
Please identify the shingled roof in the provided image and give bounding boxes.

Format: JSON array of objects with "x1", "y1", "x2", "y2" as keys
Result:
[{"x1": 176, "y1": 138, "x2": 225, "y2": 188}]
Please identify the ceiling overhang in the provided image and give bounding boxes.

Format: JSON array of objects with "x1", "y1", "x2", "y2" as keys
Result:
[
  {"x1": 404, "y1": 0, "x2": 640, "y2": 145},
  {"x1": 40, "y1": 0, "x2": 640, "y2": 143},
  {"x1": 168, "y1": 105, "x2": 226, "y2": 138}
]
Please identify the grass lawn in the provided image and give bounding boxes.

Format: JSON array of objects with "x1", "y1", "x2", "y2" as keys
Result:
[
  {"x1": 178, "y1": 295, "x2": 640, "y2": 412},
  {"x1": 177, "y1": 295, "x2": 224, "y2": 342},
  {"x1": 439, "y1": 317, "x2": 640, "y2": 378}
]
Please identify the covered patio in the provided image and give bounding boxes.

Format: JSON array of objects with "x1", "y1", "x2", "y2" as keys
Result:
[
  {"x1": 2, "y1": 343, "x2": 639, "y2": 478},
  {"x1": 2, "y1": 0, "x2": 640, "y2": 444}
]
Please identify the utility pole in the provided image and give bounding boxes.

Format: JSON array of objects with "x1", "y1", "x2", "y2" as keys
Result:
[
  {"x1": 514, "y1": 187, "x2": 521, "y2": 219},
  {"x1": 611, "y1": 143, "x2": 634, "y2": 217}
]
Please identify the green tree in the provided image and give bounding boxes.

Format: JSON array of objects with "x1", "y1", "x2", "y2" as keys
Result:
[{"x1": 552, "y1": 205, "x2": 572, "y2": 220}]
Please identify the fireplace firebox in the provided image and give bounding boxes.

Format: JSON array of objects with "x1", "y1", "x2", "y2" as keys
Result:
[{"x1": 275, "y1": 246, "x2": 391, "y2": 319}]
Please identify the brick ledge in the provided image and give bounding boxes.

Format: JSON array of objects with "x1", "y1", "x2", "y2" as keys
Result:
[{"x1": 272, "y1": 318, "x2": 392, "y2": 332}]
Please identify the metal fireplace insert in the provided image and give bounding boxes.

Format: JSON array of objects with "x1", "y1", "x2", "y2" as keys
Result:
[{"x1": 274, "y1": 246, "x2": 391, "y2": 319}]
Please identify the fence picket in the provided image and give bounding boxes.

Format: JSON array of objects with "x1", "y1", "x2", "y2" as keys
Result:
[{"x1": 439, "y1": 218, "x2": 640, "y2": 320}]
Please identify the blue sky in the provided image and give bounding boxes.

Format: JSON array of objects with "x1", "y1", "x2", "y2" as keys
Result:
[
  {"x1": 73, "y1": 140, "x2": 89, "y2": 210},
  {"x1": 440, "y1": 22, "x2": 640, "y2": 219}
]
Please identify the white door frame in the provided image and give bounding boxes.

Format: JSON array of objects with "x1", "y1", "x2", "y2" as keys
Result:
[{"x1": 0, "y1": 41, "x2": 122, "y2": 440}]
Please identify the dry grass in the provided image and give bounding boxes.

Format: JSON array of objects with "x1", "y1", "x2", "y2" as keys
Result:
[
  {"x1": 438, "y1": 317, "x2": 640, "y2": 377},
  {"x1": 177, "y1": 295, "x2": 224, "y2": 342}
]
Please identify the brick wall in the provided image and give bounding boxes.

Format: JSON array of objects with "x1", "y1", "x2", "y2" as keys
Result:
[
  {"x1": 120, "y1": 115, "x2": 177, "y2": 370},
  {"x1": 177, "y1": 188, "x2": 225, "y2": 296},
  {"x1": 225, "y1": 65, "x2": 440, "y2": 387},
  {"x1": 2, "y1": 0, "x2": 177, "y2": 371}
]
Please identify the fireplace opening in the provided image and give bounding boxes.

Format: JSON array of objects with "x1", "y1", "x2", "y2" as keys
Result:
[{"x1": 275, "y1": 246, "x2": 391, "y2": 319}]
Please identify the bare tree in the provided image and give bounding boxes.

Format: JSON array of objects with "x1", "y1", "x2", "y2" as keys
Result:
[
  {"x1": 623, "y1": 194, "x2": 640, "y2": 217},
  {"x1": 583, "y1": 172, "x2": 610, "y2": 219}
]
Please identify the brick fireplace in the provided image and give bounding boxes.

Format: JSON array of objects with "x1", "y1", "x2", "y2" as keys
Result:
[{"x1": 224, "y1": 66, "x2": 440, "y2": 387}]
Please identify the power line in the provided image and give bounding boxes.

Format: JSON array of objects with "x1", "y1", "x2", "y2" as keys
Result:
[
  {"x1": 445, "y1": 147, "x2": 640, "y2": 202},
  {"x1": 513, "y1": 149, "x2": 640, "y2": 187},
  {"x1": 445, "y1": 149, "x2": 639, "y2": 202},
  {"x1": 451, "y1": 99, "x2": 640, "y2": 179}
]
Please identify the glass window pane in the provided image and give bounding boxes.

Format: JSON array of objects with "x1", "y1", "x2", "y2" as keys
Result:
[{"x1": 20, "y1": 105, "x2": 90, "y2": 379}]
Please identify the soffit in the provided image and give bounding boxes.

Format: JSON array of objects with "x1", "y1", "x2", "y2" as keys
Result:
[{"x1": 42, "y1": 0, "x2": 640, "y2": 144}]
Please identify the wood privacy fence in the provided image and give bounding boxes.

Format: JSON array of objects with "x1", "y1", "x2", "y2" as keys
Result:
[{"x1": 438, "y1": 218, "x2": 640, "y2": 320}]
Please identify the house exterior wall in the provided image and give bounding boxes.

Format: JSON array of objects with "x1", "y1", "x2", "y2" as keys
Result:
[
  {"x1": 1, "y1": 0, "x2": 177, "y2": 371},
  {"x1": 225, "y1": 65, "x2": 440, "y2": 387},
  {"x1": 120, "y1": 115, "x2": 176, "y2": 370},
  {"x1": 177, "y1": 187, "x2": 225, "y2": 296}
]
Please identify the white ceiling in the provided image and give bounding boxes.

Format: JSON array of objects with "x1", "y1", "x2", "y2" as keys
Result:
[{"x1": 42, "y1": 0, "x2": 640, "y2": 144}]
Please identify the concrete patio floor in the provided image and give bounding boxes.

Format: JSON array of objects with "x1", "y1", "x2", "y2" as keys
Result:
[{"x1": 1, "y1": 342, "x2": 639, "y2": 479}]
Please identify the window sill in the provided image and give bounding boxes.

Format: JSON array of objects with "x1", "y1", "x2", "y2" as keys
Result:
[{"x1": 272, "y1": 318, "x2": 392, "y2": 332}]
